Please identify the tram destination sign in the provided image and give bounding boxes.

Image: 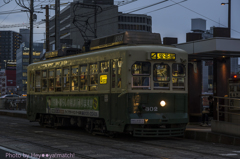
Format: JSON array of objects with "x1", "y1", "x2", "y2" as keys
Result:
[{"x1": 151, "y1": 52, "x2": 176, "y2": 60}]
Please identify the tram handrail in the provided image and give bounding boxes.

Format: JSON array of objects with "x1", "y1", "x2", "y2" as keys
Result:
[{"x1": 213, "y1": 96, "x2": 240, "y2": 122}]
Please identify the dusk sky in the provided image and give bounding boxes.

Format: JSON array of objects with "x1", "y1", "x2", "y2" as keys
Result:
[{"x1": 0, "y1": 0, "x2": 239, "y2": 43}]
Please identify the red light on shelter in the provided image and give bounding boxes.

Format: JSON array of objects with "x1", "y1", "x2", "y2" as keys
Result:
[{"x1": 234, "y1": 75, "x2": 237, "y2": 78}]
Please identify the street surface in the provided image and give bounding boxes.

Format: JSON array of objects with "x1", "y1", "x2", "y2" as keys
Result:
[{"x1": 0, "y1": 115, "x2": 239, "y2": 159}]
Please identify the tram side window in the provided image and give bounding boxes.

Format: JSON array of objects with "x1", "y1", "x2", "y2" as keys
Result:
[
  {"x1": 131, "y1": 62, "x2": 151, "y2": 89},
  {"x1": 131, "y1": 62, "x2": 151, "y2": 75},
  {"x1": 42, "y1": 70, "x2": 47, "y2": 92},
  {"x1": 100, "y1": 61, "x2": 109, "y2": 73},
  {"x1": 153, "y1": 64, "x2": 170, "y2": 90},
  {"x1": 80, "y1": 65, "x2": 88, "y2": 91},
  {"x1": 118, "y1": 58, "x2": 123, "y2": 88},
  {"x1": 112, "y1": 59, "x2": 117, "y2": 88},
  {"x1": 55, "y1": 69, "x2": 62, "y2": 92},
  {"x1": 30, "y1": 71, "x2": 35, "y2": 91},
  {"x1": 172, "y1": 63, "x2": 185, "y2": 90},
  {"x1": 35, "y1": 71, "x2": 41, "y2": 92},
  {"x1": 63, "y1": 67, "x2": 70, "y2": 91},
  {"x1": 100, "y1": 61, "x2": 109, "y2": 85},
  {"x1": 49, "y1": 69, "x2": 54, "y2": 92},
  {"x1": 71, "y1": 66, "x2": 79, "y2": 91},
  {"x1": 89, "y1": 63, "x2": 98, "y2": 91}
]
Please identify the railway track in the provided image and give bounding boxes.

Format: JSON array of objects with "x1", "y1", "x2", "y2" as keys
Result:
[{"x1": 0, "y1": 116, "x2": 238, "y2": 159}]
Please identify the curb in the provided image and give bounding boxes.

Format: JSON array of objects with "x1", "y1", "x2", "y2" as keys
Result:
[{"x1": 0, "y1": 111, "x2": 27, "y2": 119}]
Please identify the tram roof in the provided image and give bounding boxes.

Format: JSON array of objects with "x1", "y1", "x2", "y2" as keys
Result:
[
  {"x1": 89, "y1": 31, "x2": 161, "y2": 51},
  {"x1": 28, "y1": 44, "x2": 187, "y2": 69}
]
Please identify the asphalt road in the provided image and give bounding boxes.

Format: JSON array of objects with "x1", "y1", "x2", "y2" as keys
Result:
[
  {"x1": 0, "y1": 115, "x2": 240, "y2": 159},
  {"x1": 0, "y1": 146, "x2": 40, "y2": 159}
]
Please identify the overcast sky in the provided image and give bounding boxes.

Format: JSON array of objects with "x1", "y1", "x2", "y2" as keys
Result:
[{"x1": 0, "y1": 0, "x2": 239, "y2": 43}]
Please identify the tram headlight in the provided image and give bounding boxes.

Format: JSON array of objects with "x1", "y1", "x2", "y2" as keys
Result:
[{"x1": 160, "y1": 100, "x2": 166, "y2": 107}]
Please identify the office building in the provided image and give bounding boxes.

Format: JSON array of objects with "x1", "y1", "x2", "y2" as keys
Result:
[
  {"x1": 0, "y1": 31, "x2": 22, "y2": 70},
  {"x1": 16, "y1": 42, "x2": 43, "y2": 94},
  {"x1": 48, "y1": 0, "x2": 152, "y2": 50}
]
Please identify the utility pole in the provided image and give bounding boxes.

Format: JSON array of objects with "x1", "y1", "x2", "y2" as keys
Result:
[
  {"x1": 55, "y1": 0, "x2": 60, "y2": 50},
  {"x1": 46, "y1": 5, "x2": 50, "y2": 52},
  {"x1": 228, "y1": 0, "x2": 231, "y2": 37},
  {"x1": 94, "y1": 0, "x2": 97, "y2": 38},
  {"x1": 29, "y1": 0, "x2": 34, "y2": 64}
]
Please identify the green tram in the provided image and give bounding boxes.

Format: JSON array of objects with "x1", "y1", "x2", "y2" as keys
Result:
[{"x1": 27, "y1": 32, "x2": 188, "y2": 137}]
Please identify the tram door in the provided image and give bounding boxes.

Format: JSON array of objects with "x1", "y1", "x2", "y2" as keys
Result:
[{"x1": 110, "y1": 59, "x2": 123, "y2": 125}]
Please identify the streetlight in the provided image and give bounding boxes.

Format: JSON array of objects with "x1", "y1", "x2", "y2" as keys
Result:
[{"x1": 221, "y1": 0, "x2": 231, "y2": 37}]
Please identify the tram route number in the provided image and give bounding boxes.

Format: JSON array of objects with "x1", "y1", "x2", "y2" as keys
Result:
[{"x1": 145, "y1": 107, "x2": 158, "y2": 111}]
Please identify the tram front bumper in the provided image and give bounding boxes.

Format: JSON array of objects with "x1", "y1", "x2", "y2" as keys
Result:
[{"x1": 133, "y1": 127, "x2": 185, "y2": 137}]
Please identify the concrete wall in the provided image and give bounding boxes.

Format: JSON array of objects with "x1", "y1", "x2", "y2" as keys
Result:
[{"x1": 212, "y1": 120, "x2": 240, "y2": 137}]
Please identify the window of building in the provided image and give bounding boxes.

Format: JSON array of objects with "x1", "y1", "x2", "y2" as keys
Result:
[
  {"x1": 23, "y1": 58, "x2": 28, "y2": 63},
  {"x1": 33, "y1": 52, "x2": 41, "y2": 56},
  {"x1": 22, "y1": 80, "x2": 27, "y2": 84},
  {"x1": 55, "y1": 68, "x2": 62, "y2": 92},
  {"x1": 23, "y1": 66, "x2": 28, "y2": 70},
  {"x1": 33, "y1": 58, "x2": 39, "y2": 62},
  {"x1": 80, "y1": 65, "x2": 88, "y2": 91},
  {"x1": 71, "y1": 66, "x2": 79, "y2": 91},
  {"x1": 63, "y1": 67, "x2": 70, "y2": 91}
]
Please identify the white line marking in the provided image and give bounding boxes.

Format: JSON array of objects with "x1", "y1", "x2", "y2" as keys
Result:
[
  {"x1": 219, "y1": 153, "x2": 238, "y2": 156},
  {"x1": 0, "y1": 146, "x2": 39, "y2": 159},
  {"x1": 233, "y1": 151, "x2": 240, "y2": 153}
]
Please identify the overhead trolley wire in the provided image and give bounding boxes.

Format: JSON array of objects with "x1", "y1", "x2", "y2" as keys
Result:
[
  {"x1": 169, "y1": 0, "x2": 240, "y2": 35},
  {"x1": 128, "y1": 0, "x2": 168, "y2": 13},
  {"x1": 145, "y1": 0, "x2": 187, "y2": 14},
  {"x1": 0, "y1": 4, "x2": 19, "y2": 24}
]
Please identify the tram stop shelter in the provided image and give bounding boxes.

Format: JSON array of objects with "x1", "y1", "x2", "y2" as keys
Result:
[{"x1": 174, "y1": 37, "x2": 240, "y2": 136}]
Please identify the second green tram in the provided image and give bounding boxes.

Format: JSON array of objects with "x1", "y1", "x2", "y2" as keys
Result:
[{"x1": 27, "y1": 32, "x2": 188, "y2": 137}]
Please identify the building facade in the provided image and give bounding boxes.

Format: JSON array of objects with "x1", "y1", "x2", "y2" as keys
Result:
[
  {"x1": 0, "y1": 31, "x2": 22, "y2": 70},
  {"x1": 16, "y1": 42, "x2": 43, "y2": 94},
  {"x1": 48, "y1": 1, "x2": 152, "y2": 50},
  {"x1": 0, "y1": 71, "x2": 6, "y2": 95},
  {"x1": 118, "y1": 13, "x2": 152, "y2": 33}
]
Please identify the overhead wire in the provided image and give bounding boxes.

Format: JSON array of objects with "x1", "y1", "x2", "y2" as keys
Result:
[
  {"x1": 128, "y1": 0, "x2": 168, "y2": 13},
  {"x1": 169, "y1": 0, "x2": 240, "y2": 35},
  {"x1": 145, "y1": 0, "x2": 187, "y2": 14},
  {"x1": 0, "y1": 4, "x2": 19, "y2": 24}
]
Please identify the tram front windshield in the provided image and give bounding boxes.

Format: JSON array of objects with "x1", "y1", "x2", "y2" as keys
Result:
[{"x1": 131, "y1": 61, "x2": 186, "y2": 90}]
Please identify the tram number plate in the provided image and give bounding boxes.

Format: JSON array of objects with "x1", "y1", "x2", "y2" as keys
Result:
[{"x1": 145, "y1": 107, "x2": 158, "y2": 111}]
